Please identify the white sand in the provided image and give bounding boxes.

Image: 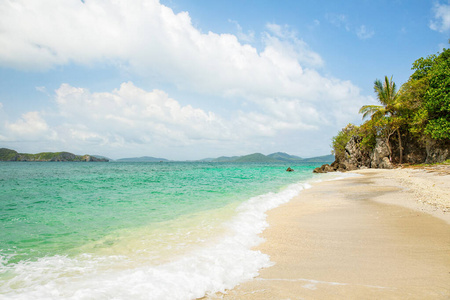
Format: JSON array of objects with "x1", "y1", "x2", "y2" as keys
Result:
[
  {"x1": 354, "y1": 166, "x2": 450, "y2": 223},
  {"x1": 211, "y1": 166, "x2": 450, "y2": 299}
]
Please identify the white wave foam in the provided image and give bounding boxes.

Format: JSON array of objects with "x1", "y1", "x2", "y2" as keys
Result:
[{"x1": 0, "y1": 182, "x2": 310, "y2": 300}]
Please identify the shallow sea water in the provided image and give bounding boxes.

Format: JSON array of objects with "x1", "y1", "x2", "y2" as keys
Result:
[{"x1": 0, "y1": 161, "x2": 328, "y2": 299}]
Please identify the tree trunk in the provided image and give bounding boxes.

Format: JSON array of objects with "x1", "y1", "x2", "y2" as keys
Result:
[
  {"x1": 397, "y1": 128, "x2": 403, "y2": 164},
  {"x1": 385, "y1": 129, "x2": 396, "y2": 162},
  {"x1": 385, "y1": 137, "x2": 392, "y2": 162}
]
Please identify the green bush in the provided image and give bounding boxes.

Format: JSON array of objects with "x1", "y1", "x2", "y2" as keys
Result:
[{"x1": 331, "y1": 124, "x2": 359, "y2": 159}]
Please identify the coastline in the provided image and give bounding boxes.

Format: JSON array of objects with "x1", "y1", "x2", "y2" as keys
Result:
[{"x1": 214, "y1": 166, "x2": 450, "y2": 299}]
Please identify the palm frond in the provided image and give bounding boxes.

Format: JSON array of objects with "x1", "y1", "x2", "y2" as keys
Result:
[
  {"x1": 359, "y1": 105, "x2": 384, "y2": 120},
  {"x1": 373, "y1": 79, "x2": 386, "y2": 105},
  {"x1": 374, "y1": 76, "x2": 399, "y2": 106}
]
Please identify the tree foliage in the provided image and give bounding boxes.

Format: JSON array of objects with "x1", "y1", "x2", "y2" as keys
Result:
[
  {"x1": 332, "y1": 47, "x2": 450, "y2": 164},
  {"x1": 398, "y1": 48, "x2": 450, "y2": 140},
  {"x1": 359, "y1": 76, "x2": 404, "y2": 162},
  {"x1": 331, "y1": 124, "x2": 359, "y2": 159},
  {"x1": 423, "y1": 49, "x2": 450, "y2": 139}
]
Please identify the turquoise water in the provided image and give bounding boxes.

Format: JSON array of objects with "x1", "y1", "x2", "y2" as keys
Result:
[{"x1": 0, "y1": 161, "x2": 324, "y2": 299}]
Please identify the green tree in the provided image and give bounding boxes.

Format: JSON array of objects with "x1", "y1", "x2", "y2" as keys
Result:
[
  {"x1": 403, "y1": 48, "x2": 450, "y2": 141},
  {"x1": 331, "y1": 124, "x2": 359, "y2": 161},
  {"x1": 397, "y1": 75, "x2": 428, "y2": 138},
  {"x1": 359, "y1": 76, "x2": 404, "y2": 163},
  {"x1": 423, "y1": 49, "x2": 450, "y2": 139}
]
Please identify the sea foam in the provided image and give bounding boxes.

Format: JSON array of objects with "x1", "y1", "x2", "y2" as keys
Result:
[{"x1": 0, "y1": 182, "x2": 311, "y2": 300}]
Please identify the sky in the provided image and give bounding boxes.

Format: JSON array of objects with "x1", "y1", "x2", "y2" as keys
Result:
[{"x1": 0, "y1": 0, "x2": 449, "y2": 160}]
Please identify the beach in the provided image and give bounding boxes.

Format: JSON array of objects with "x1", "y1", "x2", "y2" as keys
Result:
[{"x1": 217, "y1": 166, "x2": 450, "y2": 299}]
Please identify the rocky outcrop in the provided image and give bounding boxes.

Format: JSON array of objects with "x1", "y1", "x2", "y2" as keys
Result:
[
  {"x1": 425, "y1": 139, "x2": 450, "y2": 164},
  {"x1": 343, "y1": 135, "x2": 371, "y2": 170},
  {"x1": 315, "y1": 133, "x2": 449, "y2": 173},
  {"x1": 369, "y1": 138, "x2": 393, "y2": 169},
  {"x1": 313, "y1": 161, "x2": 349, "y2": 173},
  {"x1": 82, "y1": 155, "x2": 109, "y2": 162}
]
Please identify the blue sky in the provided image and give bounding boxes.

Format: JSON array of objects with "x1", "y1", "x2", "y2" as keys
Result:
[{"x1": 0, "y1": 0, "x2": 449, "y2": 160}]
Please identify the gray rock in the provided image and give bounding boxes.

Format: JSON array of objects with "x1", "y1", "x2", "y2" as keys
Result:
[{"x1": 370, "y1": 138, "x2": 393, "y2": 169}]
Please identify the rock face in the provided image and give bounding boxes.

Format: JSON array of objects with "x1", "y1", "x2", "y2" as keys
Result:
[
  {"x1": 315, "y1": 134, "x2": 449, "y2": 173},
  {"x1": 343, "y1": 135, "x2": 371, "y2": 170},
  {"x1": 425, "y1": 139, "x2": 450, "y2": 164},
  {"x1": 370, "y1": 138, "x2": 393, "y2": 169}
]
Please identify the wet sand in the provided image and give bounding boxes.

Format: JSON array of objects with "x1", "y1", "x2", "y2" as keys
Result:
[{"x1": 214, "y1": 167, "x2": 450, "y2": 299}]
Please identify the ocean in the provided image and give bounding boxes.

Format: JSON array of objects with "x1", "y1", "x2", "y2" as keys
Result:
[{"x1": 0, "y1": 161, "x2": 335, "y2": 299}]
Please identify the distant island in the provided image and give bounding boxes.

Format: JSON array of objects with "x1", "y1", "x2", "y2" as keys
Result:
[
  {"x1": 0, "y1": 148, "x2": 333, "y2": 164},
  {"x1": 113, "y1": 152, "x2": 334, "y2": 163},
  {"x1": 0, "y1": 148, "x2": 109, "y2": 162},
  {"x1": 204, "y1": 152, "x2": 334, "y2": 163}
]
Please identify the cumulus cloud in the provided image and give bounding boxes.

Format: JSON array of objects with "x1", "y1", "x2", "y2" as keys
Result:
[
  {"x1": 229, "y1": 20, "x2": 255, "y2": 43},
  {"x1": 264, "y1": 23, "x2": 324, "y2": 68},
  {"x1": 53, "y1": 82, "x2": 231, "y2": 145},
  {"x1": 1, "y1": 0, "x2": 356, "y2": 99},
  {"x1": 0, "y1": 0, "x2": 372, "y2": 158},
  {"x1": 0, "y1": 81, "x2": 370, "y2": 158},
  {"x1": 50, "y1": 82, "x2": 340, "y2": 144},
  {"x1": 4, "y1": 111, "x2": 56, "y2": 140},
  {"x1": 430, "y1": 2, "x2": 450, "y2": 32}
]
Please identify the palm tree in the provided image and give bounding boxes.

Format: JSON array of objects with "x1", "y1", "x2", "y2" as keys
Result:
[{"x1": 359, "y1": 76, "x2": 403, "y2": 164}]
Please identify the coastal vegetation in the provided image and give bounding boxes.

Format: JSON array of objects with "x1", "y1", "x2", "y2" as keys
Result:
[
  {"x1": 0, "y1": 148, "x2": 109, "y2": 162},
  {"x1": 322, "y1": 47, "x2": 450, "y2": 172}
]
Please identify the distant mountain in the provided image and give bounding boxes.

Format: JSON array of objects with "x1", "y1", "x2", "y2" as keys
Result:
[
  {"x1": 300, "y1": 154, "x2": 334, "y2": 163},
  {"x1": 196, "y1": 158, "x2": 215, "y2": 162},
  {"x1": 234, "y1": 153, "x2": 280, "y2": 163},
  {"x1": 267, "y1": 152, "x2": 303, "y2": 162},
  {"x1": 211, "y1": 156, "x2": 240, "y2": 162},
  {"x1": 0, "y1": 148, "x2": 109, "y2": 162},
  {"x1": 116, "y1": 156, "x2": 169, "y2": 162},
  {"x1": 93, "y1": 155, "x2": 113, "y2": 161},
  {"x1": 206, "y1": 152, "x2": 334, "y2": 163}
]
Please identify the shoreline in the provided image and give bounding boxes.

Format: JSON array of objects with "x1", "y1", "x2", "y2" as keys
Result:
[{"x1": 214, "y1": 166, "x2": 450, "y2": 299}]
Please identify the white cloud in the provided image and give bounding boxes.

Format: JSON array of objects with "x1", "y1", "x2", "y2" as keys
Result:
[
  {"x1": 4, "y1": 111, "x2": 55, "y2": 140},
  {"x1": 36, "y1": 86, "x2": 47, "y2": 93},
  {"x1": 430, "y1": 2, "x2": 450, "y2": 32},
  {"x1": 0, "y1": 0, "x2": 351, "y2": 99},
  {"x1": 49, "y1": 82, "x2": 344, "y2": 146},
  {"x1": 0, "y1": 81, "x2": 370, "y2": 159},
  {"x1": 326, "y1": 13, "x2": 350, "y2": 31},
  {"x1": 308, "y1": 19, "x2": 320, "y2": 30},
  {"x1": 229, "y1": 19, "x2": 255, "y2": 43},
  {"x1": 264, "y1": 23, "x2": 324, "y2": 68},
  {"x1": 326, "y1": 13, "x2": 374, "y2": 40},
  {"x1": 0, "y1": 0, "x2": 372, "y2": 158},
  {"x1": 53, "y1": 82, "x2": 231, "y2": 145},
  {"x1": 356, "y1": 25, "x2": 375, "y2": 40}
]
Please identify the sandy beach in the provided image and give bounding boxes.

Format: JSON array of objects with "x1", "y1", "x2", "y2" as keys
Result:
[{"x1": 214, "y1": 166, "x2": 450, "y2": 299}]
